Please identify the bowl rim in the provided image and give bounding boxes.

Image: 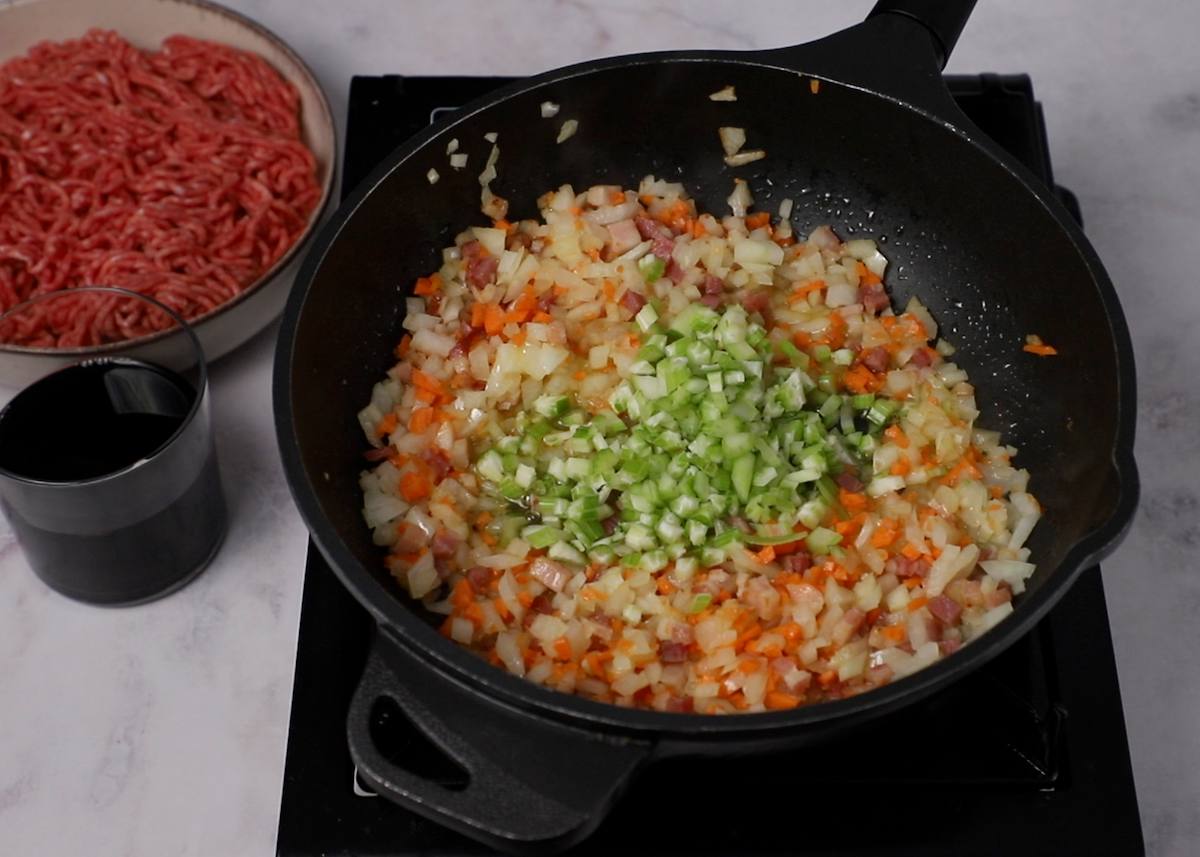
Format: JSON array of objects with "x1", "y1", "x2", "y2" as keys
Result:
[{"x1": 0, "y1": 0, "x2": 338, "y2": 357}]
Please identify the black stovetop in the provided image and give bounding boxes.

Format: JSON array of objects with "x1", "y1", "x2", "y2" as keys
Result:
[{"x1": 276, "y1": 74, "x2": 1143, "y2": 857}]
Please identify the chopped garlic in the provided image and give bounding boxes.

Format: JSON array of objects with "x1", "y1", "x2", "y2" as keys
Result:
[
  {"x1": 446, "y1": 137, "x2": 459, "y2": 155},
  {"x1": 450, "y1": 153, "x2": 468, "y2": 169},
  {"x1": 426, "y1": 168, "x2": 439, "y2": 184},
  {"x1": 709, "y1": 85, "x2": 737, "y2": 102},
  {"x1": 540, "y1": 100, "x2": 560, "y2": 118}
]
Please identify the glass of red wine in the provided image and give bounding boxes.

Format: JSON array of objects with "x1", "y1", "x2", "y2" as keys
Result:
[{"x1": 0, "y1": 287, "x2": 227, "y2": 605}]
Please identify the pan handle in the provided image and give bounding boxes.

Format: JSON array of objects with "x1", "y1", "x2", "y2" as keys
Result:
[
  {"x1": 758, "y1": 1, "x2": 980, "y2": 124},
  {"x1": 346, "y1": 627, "x2": 653, "y2": 854},
  {"x1": 866, "y1": 0, "x2": 979, "y2": 68}
]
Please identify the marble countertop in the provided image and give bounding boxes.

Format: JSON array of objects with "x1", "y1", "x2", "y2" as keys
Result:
[{"x1": 2, "y1": 1, "x2": 1198, "y2": 854}]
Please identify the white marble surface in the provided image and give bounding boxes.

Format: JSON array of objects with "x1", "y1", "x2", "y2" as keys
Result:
[{"x1": 1, "y1": 1, "x2": 1198, "y2": 854}]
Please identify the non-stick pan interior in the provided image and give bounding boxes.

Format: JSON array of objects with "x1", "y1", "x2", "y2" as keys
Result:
[{"x1": 285, "y1": 58, "x2": 1123, "y2": 646}]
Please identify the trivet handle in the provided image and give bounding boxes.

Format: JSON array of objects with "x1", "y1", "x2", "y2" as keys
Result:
[{"x1": 347, "y1": 628, "x2": 652, "y2": 855}]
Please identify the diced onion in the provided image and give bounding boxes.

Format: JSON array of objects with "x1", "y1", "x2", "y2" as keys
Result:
[
  {"x1": 724, "y1": 150, "x2": 765, "y2": 167},
  {"x1": 540, "y1": 100, "x2": 560, "y2": 118},
  {"x1": 718, "y1": 126, "x2": 746, "y2": 157},
  {"x1": 727, "y1": 178, "x2": 753, "y2": 217},
  {"x1": 556, "y1": 119, "x2": 579, "y2": 143},
  {"x1": 709, "y1": 85, "x2": 737, "y2": 101}
]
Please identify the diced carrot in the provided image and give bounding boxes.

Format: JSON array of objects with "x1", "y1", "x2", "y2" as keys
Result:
[
  {"x1": 658, "y1": 199, "x2": 690, "y2": 230},
  {"x1": 835, "y1": 511, "x2": 864, "y2": 537},
  {"x1": 817, "y1": 669, "x2": 838, "y2": 687},
  {"x1": 839, "y1": 489, "x2": 868, "y2": 511},
  {"x1": 939, "y1": 456, "x2": 983, "y2": 487},
  {"x1": 787, "y1": 279, "x2": 826, "y2": 304},
  {"x1": 573, "y1": 369, "x2": 587, "y2": 381},
  {"x1": 804, "y1": 563, "x2": 829, "y2": 586},
  {"x1": 903, "y1": 577, "x2": 923, "y2": 589},
  {"x1": 492, "y1": 218, "x2": 513, "y2": 232},
  {"x1": 408, "y1": 408, "x2": 435, "y2": 433},
  {"x1": 463, "y1": 602, "x2": 485, "y2": 625},
  {"x1": 825, "y1": 313, "x2": 847, "y2": 348},
  {"x1": 842, "y1": 363, "x2": 883, "y2": 395},
  {"x1": 890, "y1": 457, "x2": 912, "y2": 477},
  {"x1": 735, "y1": 625, "x2": 763, "y2": 650},
  {"x1": 451, "y1": 579, "x2": 474, "y2": 609},
  {"x1": 855, "y1": 260, "x2": 881, "y2": 286},
  {"x1": 777, "y1": 623, "x2": 804, "y2": 642},
  {"x1": 474, "y1": 511, "x2": 493, "y2": 528},
  {"x1": 809, "y1": 78, "x2": 821, "y2": 95},
  {"x1": 414, "y1": 387, "x2": 436, "y2": 404},
  {"x1": 411, "y1": 369, "x2": 445, "y2": 398},
  {"x1": 754, "y1": 545, "x2": 776, "y2": 564},
  {"x1": 516, "y1": 591, "x2": 534, "y2": 608},
  {"x1": 553, "y1": 637, "x2": 572, "y2": 660},
  {"x1": 656, "y1": 577, "x2": 675, "y2": 596},
  {"x1": 900, "y1": 542, "x2": 922, "y2": 560},
  {"x1": 506, "y1": 286, "x2": 538, "y2": 324},
  {"x1": 765, "y1": 691, "x2": 800, "y2": 710},
  {"x1": 394, "y1": 334, "x2": 412, "y2": 358},
  {"x1": 552, "y1": 284, "x2": 569, "y2": 297},
  {"x1": 483, "y1": 303, "x2": 506, "y2": 336},
  {"x1": 470, "y1": 302, "x2": 486, "y2": 328},
  {"x1": 583, "y1": 652, "x2": 609, "y2": 675},
  {"x1": 870, "y1": 520, "x2": 899, "y2": 549},
  {"x1": 399, "y1": 470, "x2": 432, "y2": 502},
  {"x1": 882, "y1": 624, "x2": 907, "y2": 642},
  {"x1": 438, "y1": 616, "x2": 454, "y2": 637},
  {"x1": 884, "y1": 425, "x2": 909, "y2": 448},
  {"x1": 532, "y1": 311, "x2": 553, "y2": 323},
  {"x1": 737, "y1": 659, "x2": 762, "y2": 674},
  {"x1": 494, "y1": 598, "x2": 512, "y2": 621},
  {"x1": 745, "y1": 211, "x2": 771, "y2": 230},
  {"x1": 511, "y1": 329, "x2": 527, "y2": 347},
  {"x1": 907, "y1": 596, "x2": 930, "y2": 613},
  {"x1": 692, "y1": 219, "x2": 707, "y2": 239},
  {"x1": 413, "y1": 273, "x2": 442, "y2": 296},
  {"x1": 480, "y1": 531, "x2": 498, "y2": 547},
  {"x1": 773, "y1": 537, "x2": 805, "y2": 556},
  {"x1": 602, "y1": 280, "x2": 616, "y2": 301},
  {"x1": 1023, "y1": 342, "x2": 1058, "y2": 356},
  {"x1": 376, "y1": 412, "x2": 398, "y2": 437}
]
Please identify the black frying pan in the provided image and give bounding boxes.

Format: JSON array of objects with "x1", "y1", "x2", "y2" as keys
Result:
[{"x1": 274, "y1": 1, "x2": 1138, "y2": 852}]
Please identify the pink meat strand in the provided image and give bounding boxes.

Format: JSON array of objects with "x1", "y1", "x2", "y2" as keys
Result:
[{"x1": 0, "y1": 30, "x2": 321, "y2": 346}]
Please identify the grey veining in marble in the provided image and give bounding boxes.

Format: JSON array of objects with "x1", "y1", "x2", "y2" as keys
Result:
[{"x1": 2, "y1": 2, "x2": 1198, "y2": 855}]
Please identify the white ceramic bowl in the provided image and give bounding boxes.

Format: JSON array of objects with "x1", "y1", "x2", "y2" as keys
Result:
[{"x1": 0, "y1": 0, "x2": 336, "y2": 388}]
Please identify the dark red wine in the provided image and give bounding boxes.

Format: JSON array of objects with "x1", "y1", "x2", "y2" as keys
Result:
[
  {"x1": 0, "y1": 358, "x2": 226, "y2": 604},
  {"x1": 0, "y1": 359, "x2": 192, "y2": 481}
]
